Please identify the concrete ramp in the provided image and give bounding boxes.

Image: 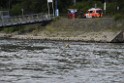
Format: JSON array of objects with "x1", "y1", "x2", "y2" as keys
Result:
[{"x1": 111, "y1": 31, "x2": 124, "y2": 43}]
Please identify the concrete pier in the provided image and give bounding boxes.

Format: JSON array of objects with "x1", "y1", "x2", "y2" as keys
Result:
[{"x1": 111, "y1": 31, "x2": 124, "y2": 43}]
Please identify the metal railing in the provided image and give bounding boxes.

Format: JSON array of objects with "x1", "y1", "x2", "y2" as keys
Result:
[{"x1": 0, "y1": 13, "x2": 54, "y2": 27}]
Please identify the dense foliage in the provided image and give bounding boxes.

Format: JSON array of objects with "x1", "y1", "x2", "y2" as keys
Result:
[
  {"x1": 0, "y1": 0, "x2": 72, "y2": 15},
  {"x1": 0, "y1": 0, "x2": 124, "y2": 16}
]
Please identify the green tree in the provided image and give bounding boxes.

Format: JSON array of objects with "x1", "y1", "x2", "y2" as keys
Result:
[
  {"x1": 58, "y1": 0, "x2": 72, "y2": 13},
  {"x1": 117, "y1": 0, "x2": 124, "y2": 13},
  {"x1": 0, "y1": 0, "x2": 8, "y2": 9}
]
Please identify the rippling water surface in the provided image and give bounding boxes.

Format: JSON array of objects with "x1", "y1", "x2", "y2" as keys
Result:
[{"x1": 0, "y1": 39, "x2": 124, "y2": 83}]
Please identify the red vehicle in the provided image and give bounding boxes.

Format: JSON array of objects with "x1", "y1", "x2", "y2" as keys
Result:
[
  {"x1": 84, "y1": 8, "x2": 103, "y2": 18},
  {"x1": 67, "y1": 9, "x2": 77, "y2": 19}
]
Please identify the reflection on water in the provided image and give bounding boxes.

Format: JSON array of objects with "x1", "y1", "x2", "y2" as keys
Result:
[{"x1": 0, "y1": 39, "x2": 124, "y2": 83}]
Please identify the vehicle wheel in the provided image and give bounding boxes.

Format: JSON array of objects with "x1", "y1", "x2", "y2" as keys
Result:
[{"x1": 92, "y1": 16, "x2": 95, "y2": 18}]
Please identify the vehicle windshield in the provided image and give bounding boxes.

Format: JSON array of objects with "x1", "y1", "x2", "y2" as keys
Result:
[
  {"x1": 96, "y1": 10, "x2": 102, "y2": 14},
  {"x1": 88, "y1": 11, "x2": 93, "y2": 13}
]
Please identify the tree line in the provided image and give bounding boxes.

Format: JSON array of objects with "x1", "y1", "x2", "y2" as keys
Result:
[
  {"x1": 0, "y1": 0, "x2": 73, "y2": 15},
  {"x1": 0, "y1": 0, "x2": 124, "y2": 15}
]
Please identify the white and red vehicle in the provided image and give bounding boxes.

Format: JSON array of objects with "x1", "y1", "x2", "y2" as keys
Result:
[{"x1": 84, "y1": 8, "x2": 103, "y2": 18}]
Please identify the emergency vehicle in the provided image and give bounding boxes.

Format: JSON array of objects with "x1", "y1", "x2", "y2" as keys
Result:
[{"x1": 84, "y1": 8, "x2": 103, "y2": 18}]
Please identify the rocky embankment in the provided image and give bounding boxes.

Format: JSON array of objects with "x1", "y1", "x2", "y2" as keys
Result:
[{"x1": 0, "y1": 17, "x2": 124, "y2": 43}]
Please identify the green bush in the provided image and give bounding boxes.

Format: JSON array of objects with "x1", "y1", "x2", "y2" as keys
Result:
[
  {"x1": 1, "y1": 25, "x2": 36, "y2": 34},
  {"x1": 2, "y1": 27, "x2": 18, "y2": 33},
  {"x1": 10, "y1": 4, "x2": 22, "y2": 15},
  {"x1": 114, "y1": 14, "x2": 124, "y2": 21},
  {"x1": 106, "y1": 2, "x2": 117, "y2": 15}
]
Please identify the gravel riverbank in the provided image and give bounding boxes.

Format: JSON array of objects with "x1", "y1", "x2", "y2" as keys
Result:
[{"x1": 0, "y1": 31, "x2": 120, "y2": 43}]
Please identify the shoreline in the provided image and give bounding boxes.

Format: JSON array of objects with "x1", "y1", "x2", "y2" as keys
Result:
[
  {"x1": 0, "y1": 37, "x2": 110, "y2": 43},
  {"x1": 0, "y1": 31, "x2": 122, "y2": 43},
  {"x1": 0, "y1": 18, "x2": 123, "y2": 43}
]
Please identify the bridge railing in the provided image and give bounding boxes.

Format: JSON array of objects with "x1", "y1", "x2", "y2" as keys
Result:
[{"x1": 0, "y1": 13, "x2": 54, "y2": 27}]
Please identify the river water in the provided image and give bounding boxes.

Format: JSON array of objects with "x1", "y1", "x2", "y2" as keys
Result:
[{"x1": 0, "y1": 39, "x2": 124, "y2": 83}]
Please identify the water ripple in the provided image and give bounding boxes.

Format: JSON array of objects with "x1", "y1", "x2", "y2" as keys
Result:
[{"x1": 0, "y1": 39, "x2": 124, "y2": 83}]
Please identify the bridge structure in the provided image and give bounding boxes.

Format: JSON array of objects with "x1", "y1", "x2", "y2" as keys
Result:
[{"x1": 0, "y1": 13, "x2": 54, "y2": 27}]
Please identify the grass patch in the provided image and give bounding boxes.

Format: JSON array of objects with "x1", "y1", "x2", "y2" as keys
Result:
[
  {"x1": 0, "y1": 24, "x2": 45, "y2": 34},
  {"x1": 43, "y1": 17, "x2": 124, "y2": 37}
]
